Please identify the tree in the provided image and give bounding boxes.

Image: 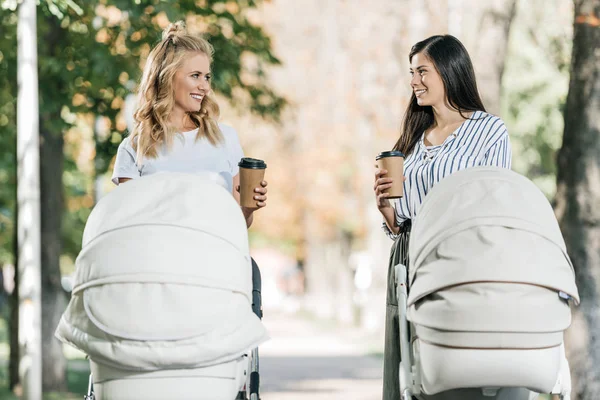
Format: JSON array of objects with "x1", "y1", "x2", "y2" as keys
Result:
[
  {"x1": 500, "y1": 0, "x2": 574, "y2": 199},
  {"x1": 1, "y1": 0, "x2": 285, "y2": 391},
  {"x1": 554, "y1": 0, "x2": 600, "y2": 398},
  {"x1": 0, "y1": 2, "x2": 23, "y2": 392},
  {"x1": 458, "y1": 0, "x2": 518, "y2": 116},
  {"x1": 16, "y1": 0, "x2": 43, "y2": 397}
]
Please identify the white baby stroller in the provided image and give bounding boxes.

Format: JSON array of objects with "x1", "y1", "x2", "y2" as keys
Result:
[
  {"x1": 395, "y1": 166, "x2": 580, "y2": 400},
  {"x1": 55, "y1": 172, "x2": 269, "y2": 400}
]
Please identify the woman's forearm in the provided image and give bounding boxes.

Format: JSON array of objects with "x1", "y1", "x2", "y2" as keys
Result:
[
  {"x1": 243, "y1": 208, "x2": 254, "y2": 228},
  {"x1": 380, "y1": 205, "x2": 399, "y2": 235}
]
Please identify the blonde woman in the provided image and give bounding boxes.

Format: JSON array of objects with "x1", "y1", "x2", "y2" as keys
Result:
[{"x1": 112, "y1": 21, "x2": 268, "y2": 228}]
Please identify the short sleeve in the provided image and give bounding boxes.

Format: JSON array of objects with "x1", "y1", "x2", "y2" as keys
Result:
[
  {"x1": 111, "y1": 137, "x2": 140, "y2": 185},
  {"x1": 220, "y1": 124, "x2": 245, "y2": 176}
]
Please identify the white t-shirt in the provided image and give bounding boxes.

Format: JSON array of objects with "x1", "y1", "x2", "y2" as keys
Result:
[{"x1": 111, "y1": 123, "x2": 244, "y2": 193}]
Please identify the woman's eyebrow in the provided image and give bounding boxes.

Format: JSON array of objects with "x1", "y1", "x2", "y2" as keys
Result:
[{"x1": 410, "y1": 65, "x2": 428, "y2": 71}]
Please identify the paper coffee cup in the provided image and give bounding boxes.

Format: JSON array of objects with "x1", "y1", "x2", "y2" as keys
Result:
[
  {"x1": 238, "y1": 157, "x2": 267, "y2": 208},
  {"x1": 375, "y1": 151, "x2": 405, "y2": 198}
]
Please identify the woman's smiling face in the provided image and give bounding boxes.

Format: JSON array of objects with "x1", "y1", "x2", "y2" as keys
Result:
[
  {"x1": 172, "y1": 52, "x2": 212, "y2": 114},
  {"x1": 409, "y1": 52, "x2": 445, "y2": 108}
]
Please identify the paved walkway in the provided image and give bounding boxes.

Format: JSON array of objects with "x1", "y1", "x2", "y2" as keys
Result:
[{"x1": 259, "y1": 311, "x2": 384, "y2": 400}]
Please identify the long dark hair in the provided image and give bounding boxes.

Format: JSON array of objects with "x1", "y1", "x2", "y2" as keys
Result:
[{"x1": 393, "y1": 35, "x2": 486, "y2": 155}]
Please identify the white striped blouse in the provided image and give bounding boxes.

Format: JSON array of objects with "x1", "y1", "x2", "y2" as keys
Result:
[{"x1": 383, "y1": 110, "x2": 512, "y2": 239}]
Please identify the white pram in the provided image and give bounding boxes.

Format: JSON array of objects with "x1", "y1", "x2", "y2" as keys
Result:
[
  {"x1": 396, "y1": 167, "x2": 580, "y2": 400},
  {"x1": 55, "y1": 172, "x2": 269, "y2": 400}
]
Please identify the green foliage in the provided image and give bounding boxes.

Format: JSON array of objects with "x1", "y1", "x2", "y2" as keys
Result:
[
  {"x1": 83, "y1": 0, "x2": 287, "y2": 174},
  {"x1": 0, "y1": 323, "x2": 90, "y2": 400},
  {"x1": 0, "y1": 0, "x2": 286, "y2": 263},
  {"x1": 501, "y1": 0, "x2": 572, "y2": 199},
  {"x1": 61, "y1": 160, "x2": 93, "y2": 261},
  {"x1": 0, "y1": 6, "x2": 17, "y2": 265}
]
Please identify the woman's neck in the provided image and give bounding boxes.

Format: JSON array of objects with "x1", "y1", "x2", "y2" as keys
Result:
[
  {"x1": 422, "y1": 104, "x2": 475, "y2": 147},
  {"x1": 168, "y1": 109, "x2": 196, "y2": 132},
  {"x1": 431, "y1": 104, "x2": 470, "y2": 129}
]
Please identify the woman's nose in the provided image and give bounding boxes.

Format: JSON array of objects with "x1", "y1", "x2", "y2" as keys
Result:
[
  {"x1": 410, "y1": 74, "x2": 421, "y2": 87},
  {"x1": 198, "y1": 80, "x2": 210, "y2": 91}
]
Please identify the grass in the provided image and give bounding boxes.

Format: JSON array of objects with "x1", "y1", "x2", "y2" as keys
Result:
[
  {"x1": 0, "y1": 363, "x2": 89, "y2": 400},
  {"x1": 0, "y1": 316, "x2": 90, "y2": 399}
]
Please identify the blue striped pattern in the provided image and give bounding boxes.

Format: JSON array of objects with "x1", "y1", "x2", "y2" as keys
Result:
[{"x1": 383, "y1": 111, "x2": 512, "y2": 239}]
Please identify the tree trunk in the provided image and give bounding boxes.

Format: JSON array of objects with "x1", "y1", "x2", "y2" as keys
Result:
[
  {"x1": 38, "y1": 11, "x2": 68, "y2": 391},
  {"x1": 459, "y1": 0, "x2": 518, "y2": 115},
  {"x1": 9, "y1": 217, "x2": 19, "y2": 391},
  {"x1": 554, "y1": 1, "x2": 600, "y2": 399},
  {"x1": 39, "y1": 113, "x2": 68, "y2": 391},
  {"x1": 9, "y1": 281, "x2": 19, "y2": 390}
]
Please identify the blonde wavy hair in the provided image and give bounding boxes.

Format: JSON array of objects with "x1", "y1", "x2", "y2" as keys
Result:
[{"x1": 130, "y1": 21, "x2": 222, "y2": 162}]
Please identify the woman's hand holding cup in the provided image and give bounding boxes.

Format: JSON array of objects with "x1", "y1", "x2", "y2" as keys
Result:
[
  {"x1": 374, "y1": 168, "x2": 406, "y2": 210},
  {"x1": 237, "y1": 157, "x2": 268, "y2": 222},
  {"x1": 237, "y1": 180, "x2": 268, "y2": 212},
  {"x1": 374, "y1": 150, "x2": 405, "y2": 210},
  {"x1": 374, "y1": 168, "x2": 393, "y2": 209}
]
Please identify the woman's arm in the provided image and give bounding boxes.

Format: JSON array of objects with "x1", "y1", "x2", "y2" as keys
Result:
[
  {"x1": 232, "y1": 173, "x2": 253, "y2": 228},
  {"x1": 380, "y1": 205, "x2": 400, "y2": 235},
  {"x1": 481, "y1": 121, "x2": 512, "y2": 169},
  {"x1": 232, "y1": 173, "x2": 268, "y2": 228},
  {"x1": 112, "y1": 137, "x2": 140, "y2": 185},
  {"x1": 375, "y1": 167, "x2": 404, "y2": 237}
]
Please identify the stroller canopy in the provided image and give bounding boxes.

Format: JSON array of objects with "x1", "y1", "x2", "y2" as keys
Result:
[
  {"x1": 56, "y1": 172, "x2": 268, "y2": 370},
  {"x1": 405, "y1": 166, "x2": 579, "y2": 353},
  {"x1": 408, "y1": 166, "x2": 579, "y2": 308}
]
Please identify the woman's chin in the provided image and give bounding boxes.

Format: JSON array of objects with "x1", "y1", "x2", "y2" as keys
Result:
[
  {"x1": 416, "y1": 97, "x2": 428, "y2": 107},
  {"x1": 186, "y1": 105, "x2": 203, "y2": 113}
]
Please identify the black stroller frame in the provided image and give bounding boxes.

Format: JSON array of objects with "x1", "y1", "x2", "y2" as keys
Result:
[
  {"x1": 237, "y1": 259, "x2": 263, "y2": 400},
  {"x1": 84, "y1": 258, "x2": 264, "y2": 400}
]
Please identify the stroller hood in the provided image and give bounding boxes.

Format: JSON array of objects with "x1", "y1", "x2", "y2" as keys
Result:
[
  {"x1": 407, "y1": 166, "x2": 580, "y2": 309},
  {"x1": 55, "y1": 172, "x2": 269, "y2": 370}
]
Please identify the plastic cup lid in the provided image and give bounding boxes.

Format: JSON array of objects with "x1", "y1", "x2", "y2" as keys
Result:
[
  {"x1": 238, "y1": 157, "x2": 267, "y2": 169},
  {"x1": 376, "y1": 150, "x2": 405, "y2": 160}
]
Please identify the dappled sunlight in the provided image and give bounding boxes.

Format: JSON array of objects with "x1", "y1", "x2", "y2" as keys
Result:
[{"x1": 0, "y1": 0, "x2": 599, "y2": 397}]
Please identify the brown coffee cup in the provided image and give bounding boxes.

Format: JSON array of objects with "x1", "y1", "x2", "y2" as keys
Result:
[
  {"x1": 238, "y1": 157, "x2": 267, "y2": 208},
  {"x1": 376, "y1": 151, "x2": 405, "y2": 198}
]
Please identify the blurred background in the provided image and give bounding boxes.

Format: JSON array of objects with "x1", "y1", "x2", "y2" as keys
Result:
[{"x1": 0, "y1": 0, "x2": 598, "y2": 399}]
